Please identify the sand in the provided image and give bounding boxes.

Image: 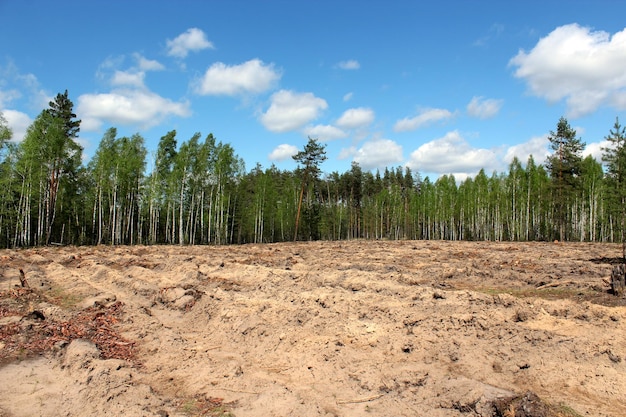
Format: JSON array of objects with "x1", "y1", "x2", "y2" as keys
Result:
[{"x1": 1, "y1": 240, "x2": 625, "y2": 416}]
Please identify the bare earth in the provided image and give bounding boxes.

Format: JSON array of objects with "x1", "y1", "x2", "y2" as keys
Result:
[{"x1": 1, "y1": 240, "x2": 626, "y2": 416}]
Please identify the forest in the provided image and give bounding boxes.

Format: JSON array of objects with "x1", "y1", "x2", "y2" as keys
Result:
[{"x1": 0, "y1": 91, "x2": 625, "y2": 248}]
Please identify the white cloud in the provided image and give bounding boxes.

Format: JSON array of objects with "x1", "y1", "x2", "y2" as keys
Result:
[
  {"x1": 353, "y1": 138, "x2": 403, "y2": 171},
  {"x1": 303, "y1": 124, "x2": 348, "y2": 141},
  {"x1": 393, "y1": 108, "x2": 453, "y2": 132},
  {"x1": 336, "y1": 107, "x2": 374, "y2": 129},
  {"x1": 338, "y1": 146, "x2": 357, "y2": 160},
  {"x1": 98, "y1": 54, "x2": 162, "y2": 89},
  {"x1": 260, "y1": 90, "x2": 327, "y2": 133},
  {"x1": 0, "y1": 61, "x2": 48, "y2": 110},
  {"x1": 268, "y1": 144, "x2": 299, "y2": 161},
  {"x1": 195, "y1": 59, "x2": 281, "y2": 96},
  {"x1": 467, "y1": 96, "x2": 503, "y2": 119},
  {"x1": 134, "y1": 54, "x2": 165, "y2": 71},
  {"x1": 584, "y1": 140, "x2": 610, "y2": 163},
  {"x1": 77, "y1": 89, "x2": 191, "y2": 131},
  {"x1": 503, "y1": 135, "x2": 550, "y2": 165},
  {"x1": 2, "y1": 109, "x2": 31, "y2": 142},
  {"x1": 407, "y1": 130, "x2": 498, "y2": 176},
  {"x1": 166, "y1": 28, "x2": 214, "y2": 58},
  {"x1": 337, "y1": 60, "x2": 360, "y2": 70},
  {"x1": 509, "y1": 23, "x2": 626, "y2": 118},
  {"x1": 473, "y1": 23, "x2": 505, "y2": 47},
  {"x1": 0, "y1": 89, "x2": 21, "y2": 108},
  {"x1": 343, "y1": 92, "x2": 353, "y2": 102},
  {"x1": 111, "y1": 70, "x2": 145, "y2": 88}
]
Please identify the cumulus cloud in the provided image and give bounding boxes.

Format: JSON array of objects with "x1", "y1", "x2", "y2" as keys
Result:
[
  {"x1": 407, "y1": 130, "x2": 498, "y2": 176},
  {"x1": 268, "y1": 144, "x2": 299, "y2": 161},
  {"x1": 353, "y1": 138, "x2": 403, "y2": 171},
  {"x1": 393, "y1": 108, "x2": 453, "y2": 132},
  {"x1": 195, "y1": 59, "x2": 281, "y2": 96},
  {"x1": 503, "y1": 135, "x2": 550, "y2": 165},
  {"x1": 166, "y1": 28, "x2": 214, "y2": 58},
  {"x1": 1, "y1": 109, "x2": 31, "y2": 142},
  {"x1": 111, "y1": 70, "x2": 145, "y2": 88},
  {"x1": 260, "y1": 90, "x2": 328, "y2": 133},
  {"x1": 98, "y1": 54, "x2": 163, "y2": 89},
  {"x1": 467, "y1": 96, "x2": 503, "y2": 119},
  {"x1": 509, "y1": 23, "x2": 626, "y2": 118},
  {"x1": 584, "y1": 140, "x2": 610, "y2": 163},
  {"x1": 77, "y1": 89, "x2": 191, "y2": 131},
  {"x1": 303, "y1": 124, "x2": 348, "y2": 141},
  {"x1": 336, "y1": 107, "x2": 374, "y2": 129},
  {"x1": 336, "y1": 60, "x2": 360, "y2": 70},
  {"x1": 134, "y1": 54, "x2": 165, "y2": 71}
]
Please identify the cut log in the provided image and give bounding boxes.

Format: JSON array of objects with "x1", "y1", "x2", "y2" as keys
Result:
[{"x1": 610, "y1": 264, "x2": 626, "y2": 296}]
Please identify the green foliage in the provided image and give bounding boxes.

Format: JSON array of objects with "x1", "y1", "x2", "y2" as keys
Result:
[
  {"x1": 293, "y1": 137, "x2": 327, "y2": 241},
  {"x1": 545, "y1": 117, "x2": 585, "y2": 241},
  {"x1": 15, "y1": 97, "x2": 82, "y2": 245},
  {"x1": 0, "y1": 111, "x2": 12, "y2": 150},
  {"x1": 602, "y1": 117, "x2": 626, "y2": 253},
  {"x1": 46, "y1": 90, "x2": 81, "y2": 139},
  {"x1": 3, "y1": 106, "x2": 626, "y2": 247}
]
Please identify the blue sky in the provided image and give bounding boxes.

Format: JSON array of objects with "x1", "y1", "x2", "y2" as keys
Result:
[{"x1": 1, "y1": 0, "x2": 626, "y2": 180}]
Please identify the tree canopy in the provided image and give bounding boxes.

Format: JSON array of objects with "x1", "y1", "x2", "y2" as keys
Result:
[{"x1": 1, "y1": 97, "x2": 625, "y2": 247}]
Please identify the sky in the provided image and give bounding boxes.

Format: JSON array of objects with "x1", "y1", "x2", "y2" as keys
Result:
[{"x1": 1, "y1": 0, "x2": 626, "y2": 181}]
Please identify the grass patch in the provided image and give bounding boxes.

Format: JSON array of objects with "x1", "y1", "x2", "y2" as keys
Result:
[
  {"x1": 46, "y1": 286, "x2": 82, "y2": 309},
  {"x1": 556, "y1": 403, "x2": 584, "y2": 417},
  {"x1": 178, "y1": 396, "x2": 235, "y2": 417}
]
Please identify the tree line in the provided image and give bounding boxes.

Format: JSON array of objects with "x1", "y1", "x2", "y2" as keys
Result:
[{"x1": 0, "y1": 91, "x2": 625, "y2": 247}]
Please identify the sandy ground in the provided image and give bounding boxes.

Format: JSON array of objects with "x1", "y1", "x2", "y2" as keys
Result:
[{"x1": 1, "y1": 240, "x2": 626, "y2": 416}]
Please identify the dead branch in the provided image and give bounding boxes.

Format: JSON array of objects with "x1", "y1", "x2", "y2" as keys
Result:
[
  {"x1": 336, "y1": 394, "x2": 384, "y2": 405},
  {"x1": 536, "y1": 280, "x2": 576, "y2": 290}
]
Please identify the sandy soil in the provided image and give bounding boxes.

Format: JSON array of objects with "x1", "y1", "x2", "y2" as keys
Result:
[{"x1": 1, "y1": 240, "x2": 625, "y2": 417}]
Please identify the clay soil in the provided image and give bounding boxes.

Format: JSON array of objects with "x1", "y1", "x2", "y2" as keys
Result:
[{"x1": 1, "y1": 240, "x2": 626, "y2": 417}]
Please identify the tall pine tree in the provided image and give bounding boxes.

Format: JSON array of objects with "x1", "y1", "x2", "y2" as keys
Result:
[
  {"x1": 545, "y1": 117, "x2": 584, "y2": 241},
  {"x1": 293, "y1": 137, "x2": 327, "y2": 241},
  {"x1": 602, "y1": 117, "x2": 626, "y2": 257}
]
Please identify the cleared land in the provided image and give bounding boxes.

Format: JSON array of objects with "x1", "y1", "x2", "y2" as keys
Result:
[{"x1": 1, "y1": 240, "x2": 625, "y2": 416}]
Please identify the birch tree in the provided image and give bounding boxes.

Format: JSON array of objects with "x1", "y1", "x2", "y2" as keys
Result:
[{"x1": 17, "y1": 100, "x2": 82, "y2": 245}]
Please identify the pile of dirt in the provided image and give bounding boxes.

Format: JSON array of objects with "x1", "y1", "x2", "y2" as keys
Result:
[{"x1": 0, "y1": 241, "x2": 625, "y2": 416}]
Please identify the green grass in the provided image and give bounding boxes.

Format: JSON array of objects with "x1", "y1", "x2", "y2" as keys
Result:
[{"x1": 46, "y1": 286, "x2": 82, "y2": 309}]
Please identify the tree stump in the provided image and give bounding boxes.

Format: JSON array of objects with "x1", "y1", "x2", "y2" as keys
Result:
[
  {"x1": 19, "y1": 268, "x2": 29, "y2": 288},
  {"x1": 610, "y1": 264, "x2": 626, "y2": 296}
]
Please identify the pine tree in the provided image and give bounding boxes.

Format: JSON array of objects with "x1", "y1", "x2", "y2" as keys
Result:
[
  {"x1": 545, "y1": 117, "x2": 585, "y2": 241},
  {"x1": 602, "y1": 117, "x2": 626, "y2": 257},
  {"x1": 46, "y1": 90, "x2": 81, "y2": 140},
  {"x1": 292, "y1": 137, "x2": 327, "y2": 241}
]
